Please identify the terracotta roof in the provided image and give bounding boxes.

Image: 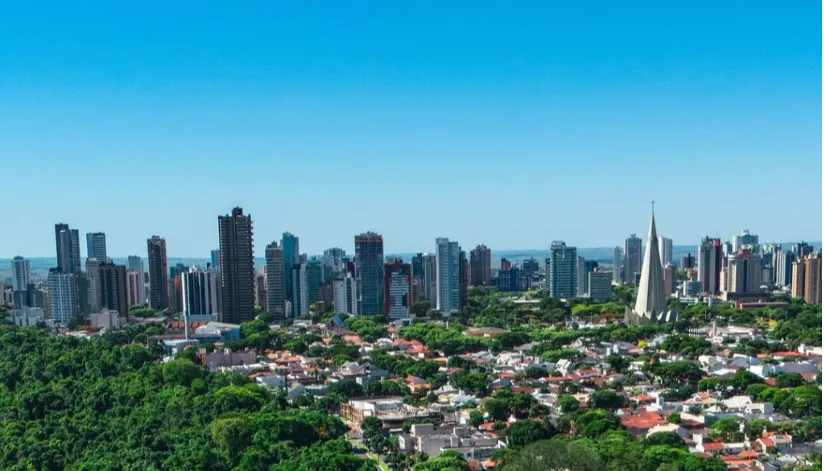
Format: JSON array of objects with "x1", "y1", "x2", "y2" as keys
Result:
[{"x1": 701, "y1": 443, "x2": 724, "y2": 451}]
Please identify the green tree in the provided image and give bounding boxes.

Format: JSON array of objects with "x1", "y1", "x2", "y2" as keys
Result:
[
  {"x1": 588, "y1": 390, "x2": 625, "y2": 411},
  {"x1": 468, "y1": 409, "x2": 484, "y2": 427},
  {"x1": 507, "y1": 420, "x2": 554, "y2": 449},
  {"x1": 557, "y1": 395, "x2": 580, "y2": 414}
]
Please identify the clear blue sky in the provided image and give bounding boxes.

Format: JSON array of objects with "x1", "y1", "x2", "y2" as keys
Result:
[{"x1": 1, "y1": 2, "x2": 820, "y2": 258}]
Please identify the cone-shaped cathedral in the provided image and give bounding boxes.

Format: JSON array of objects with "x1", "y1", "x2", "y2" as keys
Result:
[{"x1": 625, "y1": 207, "x2": 678, "y2": 324}]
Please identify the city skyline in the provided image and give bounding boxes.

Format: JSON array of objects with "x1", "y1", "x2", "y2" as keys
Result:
[
  {"x1": 0, "y1": 218, "x2": 820, "y2": 260},
  {"x1": 0, "y1": 3, "x2": 819, "y2": 257}
]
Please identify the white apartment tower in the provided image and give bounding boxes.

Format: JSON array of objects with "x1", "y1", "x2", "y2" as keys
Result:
[
  {"x1": 47, "y1": 270, "x2": 77, "y2": 323},
  {"x1": 12, "y1": 256, "x2": 30, "y2": 291},
  {"x1": 435, "y1": 238, "x2": 461, "y2": 313}
]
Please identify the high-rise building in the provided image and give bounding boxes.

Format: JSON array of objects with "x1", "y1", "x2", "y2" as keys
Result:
[
  {"x1": 291, "y1": 262, "x2": 308, "y2": 317},
  {"x1": 588, "y1": 270, "x2": 612, "y2": 302},
  {"x1": 794, "y1": 242, "x2": 814, "y2": 259},
  {"x1": 774, "y1": 250, "x2": 795, "y2": 288},
  {"x1": 469, "y1": 244, "x2": 492, "y2": 286},
  {"x1": 624, "y1": 234, "x2": 642, "y2": 286},
  {"x1": 86, "y1": 232, "x2": 107, "y2": 261},
  {"x1": 11, "y1": 256, "x2": 30, "y2": 291},
  {"x1": 126, "y1": 271, "x2": 143, "y2": 307},
  {"x1": 548, "y1": 241, "x2": 577, "y2": 299},
  {"x1": 698, "y1": 237, "x2": 723, "y2": 294},
  {"x1": 681, "y1": 253, "x2": 695, "y2": 269},
  {"x1": 804, "y1": 253, "x2": 822, "y2": 305},
  {"x1": 791, "y1": 259, "x2": 806, "y2": 299},
  {"x1": 12, "y1": 284, "x2": 45, "y2": 309},
  {"x1": 182, "y1": 266, "x2": 220, "y2": 321},
  {"x1": 210, "y1": 249, "x2": 221, "y2": 274},
  {"x1": 282, "y1": 232, "x2": 299, "y2": 303},
  {"x1": 384, "y1": 261, "x2": 411, "y2": 320},
  {"x1": 265, "y1": 242, "x2": 285, "y2": 320},
  {"x1": 435, "y1": 238, "x2": 461, "y2": 313},
  {"x1": 255, "y1": 273, "x2": 267, "y2": 309},
  {"x1": 355, "y1": 232, "x2": 385, "y2": 315},
  {"x1": 412, "y1": 253, "x2": 437, "y2": 305},
  {"x1": 218, "y1": 207, "x2": 255, "y2": 324},
  {"x1": 55, "y1": 223, "x2": 82, "y2": 274},
  {"x1": 47, "y1": 269, "x2": 76, "y2": 323},
  {"x1": 658, "y1": 236, "x2": 673, "y2": 267},
  {"x1": 576, "y1": 256, "x2": 587, "y2": 296},
  {"x1": 731, "y1": 229, "x2": 759, "y2": 254},
  {"x1": 727, "y1": 249, "x2": 762, "y2": 295},
  {"x1": 625, "y1": 213, "x2": 676, "y2": 324},
  {"x1": 663, "y1": 264, "x2": 676, "y2": 298},
  {"x1": 333, "y1": 274, "x2": 358, "y2": 315},
  {"x1": 323, "y1": 248, "x2": 346, "y2": 278},
  {"x1": 147, "y1": 236, "x2": 169, "y2": 310},
  {"x1": 307, "y1": 259, "x2": 323, "y2": 306},
  {"x1": 459, "y1": 250, "x2": 469, "y2": 309},
  {"x1": 85, "y1": 258, "x2": 102, "y2": 313},
  {"x1": 126, "y1": 255, "x2": 146, "y2": 305},
  {"x1": 523, "y1": 258, "x2": 540, "y2": 281},
  {"x1": 99, "y1": 262, "x2": 128, "y2": 318},
  {"x1": 497, "y1": 266, "x2": 530, "y2": 292},
  {"x1": 500, "y1": 258, "x2": 512, "y2": 271},
  {"x1": 612, "y1": 247, "x2": 623, "y2": 283}
]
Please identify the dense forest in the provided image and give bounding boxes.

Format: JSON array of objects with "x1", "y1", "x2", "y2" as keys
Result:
[{"x1": 0, "y1": 326, "x2": 371, "y2": 471}]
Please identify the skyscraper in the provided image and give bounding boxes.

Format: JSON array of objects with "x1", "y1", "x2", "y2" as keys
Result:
[
  {"x1": 803, "y1": 253, "x2": 822, "y2": 305},
  {"x1": 384, "y1": 260, "x2": 412, "y2": 320},
  {"x1": 612, "y1": 247, "x2": 623, "y2": 283},
  {"x1": 265, "y1": 242, "x2": 285, "y2": 320},
  {"x1": 47, "y1": 269, "x2": 76, "y2": 323},
  {"x1": 548, "y1": 241, "x2": 577, "y2": 299},
  {"x1": 99, "y1": 262, "x2": 128, "y2": 318},
  {"x1": 795, "y1": 242, "x2": 814, "y2": 258},
  {"x1": 698, "y1": 237, "x2": 723, "y2": 294},
  {"x1": 791, "y1": 258, "x2": 806, "y2": 299},
  {"x1": 459, "y1": 250, "x2": 469, "y2": 309},
  {"x1": 681, "y1": 253, "x2": 695, "y2": 269},
  {"x1": 182, "y1": 266, "x2": 220, "y2": 321},
  {"x1": 282, "y1": 232, "x2": 299, "y2": 304},
  {"x1": 147, "y1": 236, "x2": 169, "y2": 310},
  {"x1": 355, "y1": 232, "x2": 385, "y2": 315},
  {"x1": 86, "y1": 232, "x2": 107, "y2": 261},
  {"x1": 435, "y1": 238, "x2": 461, "y2": 313},
  {"x1": 85, "y1": 258, "x2": 102, "y2": 313},
  {"x1": 210, "y1": 249, "x2": 221, "y2": 274},
  {"x1": 624, "y1": 234, "x2": 642, "y2": 286},
  {"x1": 126, "y1": 255, "x2": 146, "y2": 305},
  {"x1": 727, "y1": 249, "x2": 762, "y2": 295},
  {"x1": 333, "y1": 274, "x2": 359, "y2": 315},
  {"x1": 774, "y1": 249, "x2": 795, "y2": 288},
  {"x1": 576, "y1": 256, "x2": 587, "y2": 296},
  {"x1": 731, "y1": 229, "x2": 759, "y2": 253},
  {"x1": 658, "y1": 236, "x2": 673, "y2": 267},
  {"x1": 218, "y1": 207, "x2": 255, "y2": 324},
  {"x1": 55, "y1": 223, "x2": 81, "y2": 274},
  {"x1": 306, "y1": 259, "x2": 323, "y2": 307},
  {"x1": 291, "y1": 262, "x2": 309, "y2": 317},
  {"x1": 323, "y1": 247, "x2": 346, "y2": 277},
  {"x1": 469, "y1": 244, "x2": 492, "y2": 286},
  {"x1": 626, "y1": 212, "x2": 676, "y2": 324},
  {"x1": 417, "y1": 253, "x2": 437, "y2": 305},
  {"x1": 11, "y1": 256, "x2": 30, "y2": 291},
  {"x1": 126, "y1": 271, "x2": 143, "y2": 307}
]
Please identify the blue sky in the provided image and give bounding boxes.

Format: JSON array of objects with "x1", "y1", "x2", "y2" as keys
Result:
[{"x1": 0, "y1": 2, "x2": 820, "y2": 257}]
